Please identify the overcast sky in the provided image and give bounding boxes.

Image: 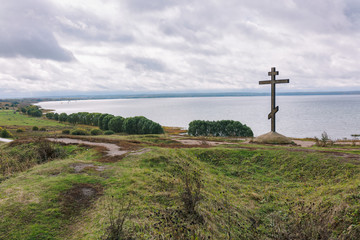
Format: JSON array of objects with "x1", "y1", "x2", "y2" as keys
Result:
[{"x1": 1, "y1": 0, "x2": 360, "y2": 98}]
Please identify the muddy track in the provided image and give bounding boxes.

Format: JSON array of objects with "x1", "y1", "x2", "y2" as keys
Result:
[{"x1": 47, "y1": 138, "x2": 129, "y2": 156}]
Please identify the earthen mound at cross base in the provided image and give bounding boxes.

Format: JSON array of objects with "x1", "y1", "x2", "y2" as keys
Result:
[{"x1": 253, "y1": 131, "x2": 292, "y2": 144}]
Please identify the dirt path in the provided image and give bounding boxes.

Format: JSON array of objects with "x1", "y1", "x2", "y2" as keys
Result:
[
  {"x1": 292, "y1": 140, "x2": 315, "y2": 147},
  {"x1": 47, "y1": 138, "x2": 128, "y2": 156},
  {"x1": 173, "y1": 139, "x2": 236, "y2": 146},
  {"x1": 0, "y1": 137, "x2": 13, "y2": 143},
  {"x1": 173, "y1": 137, "x2": 317, "y2": 148}
]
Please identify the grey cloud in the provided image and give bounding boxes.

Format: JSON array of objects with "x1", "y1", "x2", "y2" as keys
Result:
[
  {"x1": 56, "y1": 11, "x2": 135, "y2": 43},
  {"x1": 1, "y1": 0, "x2": 360, "y2": 98},
  {"x1": 0, "y1": 0, "x2": 75, "y2": 61},
  {"x1": 0, "y1": 30, "x2": 75, "y2": 61},
  {"x1": 126, "y1": 57, "x2": 168, "y2": 72},
  {"x1": 124, "y1": 0, "x2": 182, "y2": 11},
  {"x1": 344, "y1": 0, "x2": 360, "y2": 27}
]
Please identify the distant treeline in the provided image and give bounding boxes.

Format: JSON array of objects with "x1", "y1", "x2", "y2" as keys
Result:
[
  {"x1": 45, "y1": 112, "x2": 164, "y2": 134},
  {"x1": 188, "y1": 120, "x2": 253, "y2": 137}
]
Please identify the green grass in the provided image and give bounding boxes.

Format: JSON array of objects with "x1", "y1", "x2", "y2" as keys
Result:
[
  {"x1": 1, "y1": 112, "x2": 360, "y2": 239},
  {"x1": 0, "y1": 110, "x2": 66, "y2": 127},
  {"x1": 1, "y1": 138, "x2": 360, "y2": 239}
]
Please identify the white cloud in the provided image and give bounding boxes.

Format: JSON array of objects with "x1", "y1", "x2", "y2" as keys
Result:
[{"x1": 1, "y1": 0, "x2": 360, "y2": 98}]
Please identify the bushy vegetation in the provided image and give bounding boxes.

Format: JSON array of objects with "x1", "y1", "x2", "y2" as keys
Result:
[
  {"x1": 123, "y1": 116, "x2": 164, "y2": 134},
  {"x1": 0, "y1": 139, "x2": 70, "y2": 178},
  {"x1": 20, "y1": 105, "x2": 42, "y2": 117},
  {"x1": 71, "y1": 128, "x2": 88, "y2": 135},
  {"x1": 62, "y1": 129, "x2": 70, "y2": 134},
  {"x1": 90, "y1": 129, "x2": 103, "y2": 135},
  {"x1": 108, "y1": 116, "x2": 124, "y2": 133},
  {"x1": 46, "y1": 111, "x2": 164, "y2": 134},
  {"x1": 104, "y1": 130, "x2": 115, "y2": 135},
  {"x1": 188, "y1": 120, "x2": 253, "y2": 137},
  {"x1": 16, "y1": 128, "x2": 24, "y2": 133},
  {"x1": 0, "y1": 127, "x2": 13, "y2": 138}
]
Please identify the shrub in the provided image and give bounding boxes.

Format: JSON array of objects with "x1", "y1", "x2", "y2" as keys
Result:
[
  {"x1": 0, "y1": 128, "x2": 13, "y2": 138},
  {"x1": 91, "y1": 129, "x2": 103, "y2": 135},
  {"x1": 32, "y1": 126, "x2": 39, "y2": 131},
  {"x1": 62, "y1": 129, "x2": 70, "y2": 134},
  {"x1": 315, "y1": 131, "x2": 332, "y2": 147},
  {"x1": 71, "y1": 129, "x2": 88, "y2": 135},
  {"x1": 104, "y1": 130, "x2": 115, "y2": 135},
  {"x1": 188, "y1": 120, "x2": 253, "y2": 137},
  {"x1": 102, "y1": 195, "x2": 132, "y2": 240},
  {"x1": 35, "y1": 140, "x2": 65, "y2": 163},
  {"x1": 16, "y1": 128, "x2": 24, "y2": 133},
  {"x1": 39, "y1": 127, "x2": 46, "y2": 131}
]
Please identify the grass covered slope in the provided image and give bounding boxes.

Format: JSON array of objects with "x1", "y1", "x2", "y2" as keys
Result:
[
  {"x1": 0, "y1": 110, "x2": 65, "y2": 127},
  {"x1": 1, "y1": 138, "x2": 360, "y2": 239}
]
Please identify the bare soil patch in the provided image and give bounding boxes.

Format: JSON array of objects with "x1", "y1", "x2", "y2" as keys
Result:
[
  {"x1": 47, "y1": 138, "x2": 128, "y2": 156},
  {"x1": 59, "y1": 183, "x2": 103, "y2": 217},
  {"x1": 71, "y1": 163, "x2": 108, "y2": 173},
  {"x1": 173, "y1": 138, "x2": 236, "y2": 146}
]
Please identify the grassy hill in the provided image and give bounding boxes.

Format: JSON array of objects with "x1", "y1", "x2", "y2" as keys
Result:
[{"x1": 1, "y1": 110, "x2": 360, "y2": 239}]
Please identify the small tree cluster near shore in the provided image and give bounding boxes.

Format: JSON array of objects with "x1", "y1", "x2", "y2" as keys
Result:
[
  {"x1": 188, "y1": 120, "x2": 253, "y2": 137},
  {"x1": 46, "y1": 111, "x2": 164, "y2": 134},
  {"x1": 20, "y1": 105, "x2": 42, "y2": 117}
]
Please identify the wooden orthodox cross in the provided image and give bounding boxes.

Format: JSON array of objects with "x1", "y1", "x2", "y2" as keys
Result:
[{"x1": 259, "y1": 67, "x2": 289, "y2": 132}]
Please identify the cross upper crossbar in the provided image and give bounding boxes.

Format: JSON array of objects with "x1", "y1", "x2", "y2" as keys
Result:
[
  {"x1": 259, "y1": 67, "x2": 290, "y2": 132},
  {"x1": 259, "y1": 79, "x2": 289, "y2": 85}
]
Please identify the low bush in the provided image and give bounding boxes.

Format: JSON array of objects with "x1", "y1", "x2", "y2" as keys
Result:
[
  {"x1": 91, "y1": 129, "x2": 103, "y2": 135},
  {"x1": 62, "y1": 129, "x2": 70, "y2": 134},
  {"x1": 16, "y1": 128, "x2": 24, "y2": 133},
  {"x1": 39, "y1": 127, "x2": 46, "y2": 131},
  {"x1": 71, "y1": 129, "x2": 88, "y2": 135},
  {"x1": 104, "y1": 130, "x2": 115, "y2": 135},
  {"x1": 0, "y1": 139, "x2": 68, "y2": 176},
  {"x1": 0, "y1": 128, "x2": 13, "y2": 138},
  {"x1": 32, "y1": 126, "x2": 39, "y2": 131}
]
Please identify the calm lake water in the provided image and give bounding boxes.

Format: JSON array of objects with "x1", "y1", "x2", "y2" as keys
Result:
[{"x1": 38, "y1": 95, "x2": 360, "y2": 139}]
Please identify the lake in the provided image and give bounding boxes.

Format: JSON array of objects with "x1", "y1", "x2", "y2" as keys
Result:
[{"x1": 37, "y1": 95, "x2": 360, "y2": 139}]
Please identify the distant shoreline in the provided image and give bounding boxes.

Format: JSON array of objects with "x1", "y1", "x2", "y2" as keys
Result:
[{"x1": 2, "y1": 91, "x2": 360, "y2": 103}]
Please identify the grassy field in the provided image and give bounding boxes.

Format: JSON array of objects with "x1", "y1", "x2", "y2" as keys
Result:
[
  {"x1": 1, "y1": 114, "x2": 360, "y2": 239},
  {"x1": 0, "y1": 110, "x2": 66, "y2": 127},
  {"x1": 0, "y1": 110, "x2": 99, "y2": 139}
]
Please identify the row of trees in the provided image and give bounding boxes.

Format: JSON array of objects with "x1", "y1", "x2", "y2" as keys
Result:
[
  {"x1": 46, "y1": 112, "x2": 164, "y2": 134},
  {"x1": 188, "y1": 120, "x2": 253, "y2": 137}
]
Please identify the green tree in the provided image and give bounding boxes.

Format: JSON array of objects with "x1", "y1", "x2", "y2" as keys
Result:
[
  {"x1": 59, "y1": 113, "x2": 68, "y2": 122},
  {"x1": 188, "y1": 120, "x2": 253, "y2": 137},
  {"x1": 98, "y1": 114, "x2": 110, "y2": 129},
  {"x1": 45, "y1": 112, "x2": 55, "y2": 119},
  {"x1": 108, "y1": 116, "x2": 124, "y2": 133},
  {"x1": 102, "y1": 115, "x2": 115, "y2": 130}
]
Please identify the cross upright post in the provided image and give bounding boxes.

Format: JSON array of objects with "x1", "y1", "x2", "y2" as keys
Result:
[{"x1": 259, "y1": 67, "x2": 289, "y2": 132}]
